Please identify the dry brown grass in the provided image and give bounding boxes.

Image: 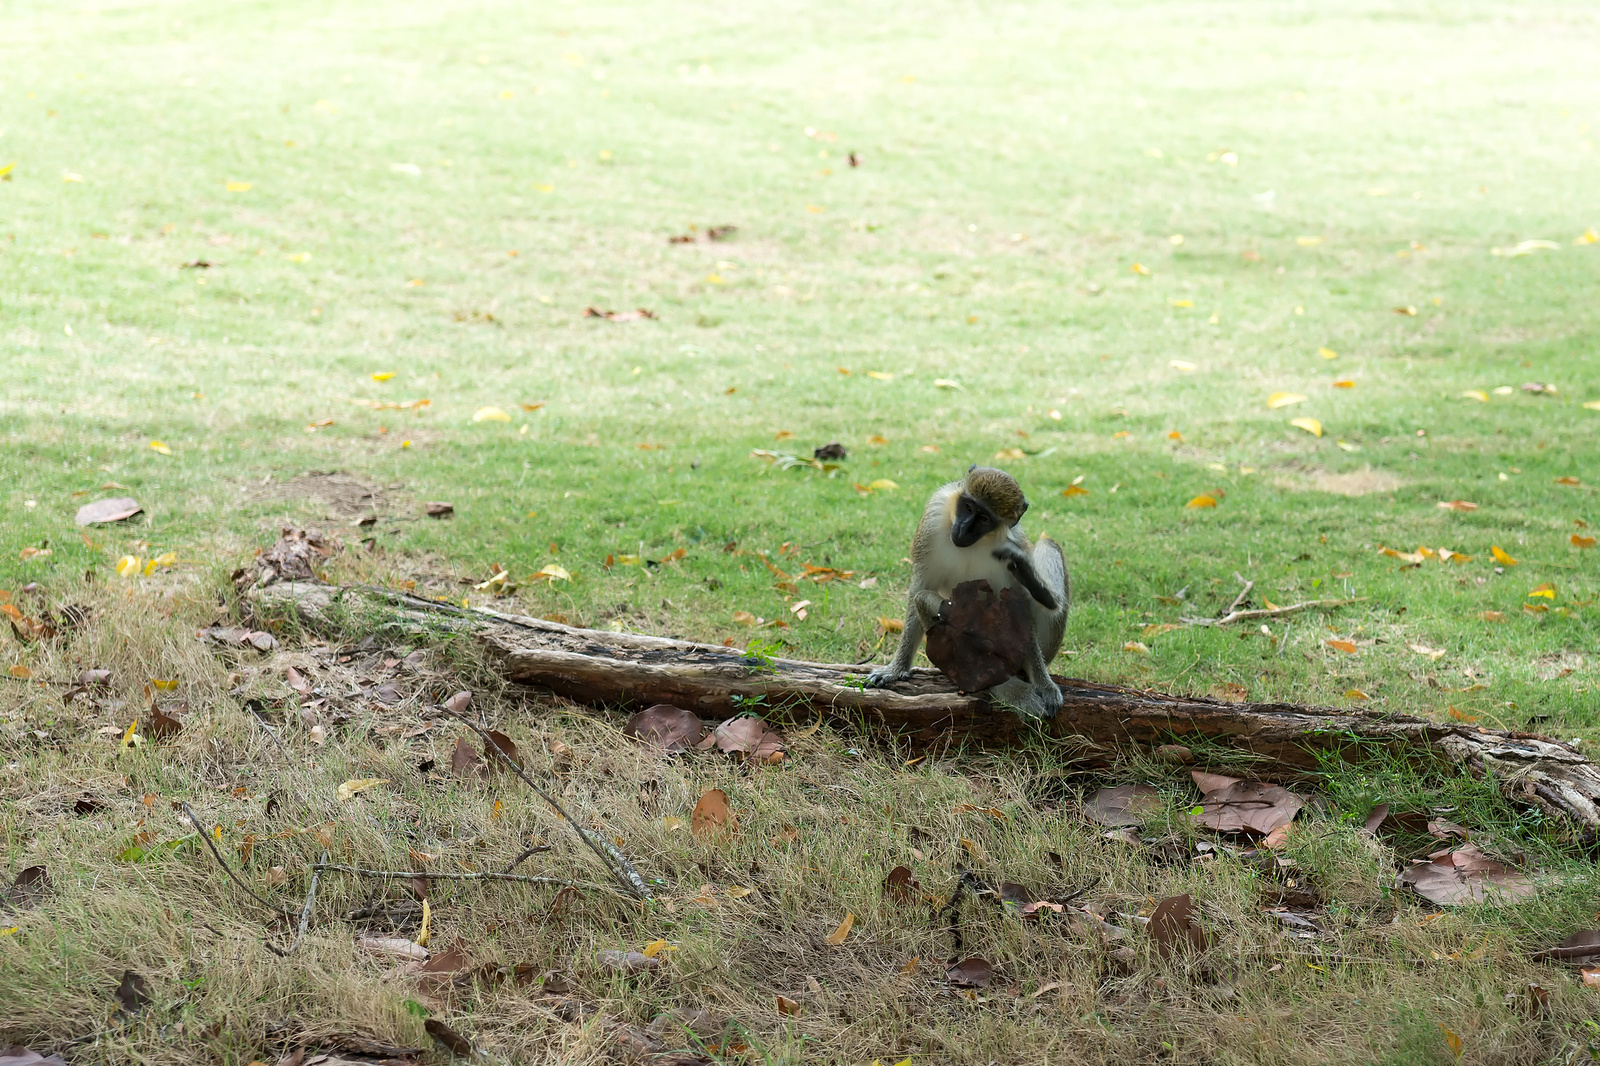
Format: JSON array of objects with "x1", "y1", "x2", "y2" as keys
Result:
[{"x1": 4, "y1": 574, "x2": 1600, "y2": 1066}]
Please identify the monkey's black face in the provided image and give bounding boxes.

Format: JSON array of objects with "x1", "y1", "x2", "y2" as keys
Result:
[{"x1": 951, "y1": 493, "x2": 1001, "y2": 547}]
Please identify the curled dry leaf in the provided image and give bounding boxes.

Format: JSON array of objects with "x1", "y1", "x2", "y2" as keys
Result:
[
  {"x1": 624, "y1": 704, "x2": 706, "y2": 753},
  {"x1": 360, "y1": 936, "x2": 430, "y2": 961},
  {"x1": 113, "y1": 970, "x2": 153, "y2": 1012},
  {"x1": 947, "y1": 956, "x2": 992, "y2": 988},
  {"x1": 690, "y1": 788, "x2": 733, "y2": 841},
  {"x1": 1191, "y1": 770, "x2": 1304, "y2": 836},
  {"x1": 3, "y1": 866, "x2": 50, "y2": 913},
  {"x1": 75, "y1": 497, "x2": 142, "y2": 526},
  {"x1": 775, "y1": 994, "x2": 801, "y2": 1016},
  {"x1": 883, "y1": 865, "x2": 920, "y2": 903},
  {"x1": 598, "y1": 949, "x2": 662, "y2": 974},
  {"x1": 1083, "y1": 784, "x2": 1161, "y2": 827},
  {"x1": 700, "y1": 715, "x2": 785, "y2": 762},
  {"x1": 482, "y1": 729, "x2": 520, "y2": 769},
  {"x1": 1149, "y1": 893, "x2": 1210, "y2": 959},
  {"x1": 336, "y1": 778, "x2": 388, "y2": 801},
  {"x1": 145, "y1": 705, "x2": 183, "y2": 740},
  {"x1": 451, "y1": 737, "x2": 485, "y2": 779},
  {"x1": 824, "y1": 911, "x2": 855, "y2": 946},
  {"x1": 1397, "y1": 843, "x2": 1536, "y2": 905}
]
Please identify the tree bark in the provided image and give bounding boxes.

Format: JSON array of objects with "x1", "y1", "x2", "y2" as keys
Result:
[{"x1": 249, "y1": 582, "x2": 1600, "y2": 830}]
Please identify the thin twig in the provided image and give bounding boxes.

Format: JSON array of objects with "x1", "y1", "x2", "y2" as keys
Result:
[
  {"x1": 1182, "y1": 598, "x2": 1363, "y2": 627},
  {"x1": 245, "y1": 702, "x2": 294, "y2": 763},
  {"x1": 453, "y1": 715, "x2": 649, "y2": 901},
  {"x1": 503, "y1": 843, "x2": 554, "y2": 874},
  {"x1": 284, "y1": 850, "x2": 327, "y2": 955},
  {"x1": 1223, "y1": 573, "x2": 1255, "y2": 617},
  {"x1": 180, "y1": 802, "x2": 295, "y2": 917},
  {"x1": 313, "y1": 862, "x2": 619, "y2": 895}
]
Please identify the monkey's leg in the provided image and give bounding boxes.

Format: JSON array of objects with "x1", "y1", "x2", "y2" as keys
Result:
[
  {"x1": 865, "y1": 591, "x2": 942, "y2": 687},
  {"x1": 992, "y1": 541, "x2": 1067, "y2": 719}
]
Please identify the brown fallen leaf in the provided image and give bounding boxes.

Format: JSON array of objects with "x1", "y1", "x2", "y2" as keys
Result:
[
  {"x1": 824, "y1": 911, "x2": 855, "y2": 946},
  {"x1": 425, "y1": 502, "x2": 454, "y2": 518},
  {"x1": 624, "y1": 704, "x2": 706, "y2": 753},
  {"x1": 1326, "y1": 639, "x2": 1359, "y2": 654},
  {"x1": 113, "y1": 969, "x2": 152, "y2": 1012},
  {"x1": 1083, "y1": 783, "x2": 1161, "y2": 827},
  {"x1": 775, "y1": 994, "x2": 801, "y2": 1016},
  {"x1": 922, "y1": 579, "x2": 1032, "y2": 692},
  {"x1": 1191, "y1": 771, "x2": 1304, "y2": 836},
  {"x1": 1397, "y1": 844, "x2": 1536, "y2": 905},
  {"x1": 451, "y1": 737, "x2": 485, "y2": 779},
  {"x1": 690, "y1": 788, "x2": 733, "y2": 841},
  {"x1": 146, "y1": 705, "x2": 183, "y2": 740},
  {"x1": 285, "y1": 665, "x2": 313, "y2": 696},
  {"x1": 74, "y1": 497, "x2": 142, "y2": 526},
  {"x1": 1437, "y1": 500, "x2": 1478, "y2": 512},
  {"x1": 1531, "y1": 929, "x2": 1600, "y2": 963},
  {"x1": 2, "y1": 865, "x2": 49, "y2": 913},
  {"x1": 1149, "y1": 893, "x2": 1209, "y2": 958},
  {"x1": 424, "y1": 1019, "x2": 472, "y2": 1056},
  {"x1": 947, "y1": 956, "x2": 992, "y2": 988},
  {"x1": 584, "y1": 306, "x2": 657, "y2": 321},
  {"x1": 700, "y1": 715, "x2": 785, "y2": 762},
  {"x1": 482, "y1": 729, "x2": 519, "y2": 770},
  {"x1": 883, "y1": 865, "x2": 920, "y2": 903}
]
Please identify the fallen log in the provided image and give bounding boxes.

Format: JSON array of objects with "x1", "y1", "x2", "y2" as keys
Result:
[{"x1": 249, "y1": 582, "x2": 1600, "y2": 830}]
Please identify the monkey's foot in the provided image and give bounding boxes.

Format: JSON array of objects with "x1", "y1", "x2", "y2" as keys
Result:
[
  {"x1": 864, "y1": 666, "x2": 907, "y2": 688},
  {"x1": 989, "y1": 677, "x2": 1061, "y2": 720}
]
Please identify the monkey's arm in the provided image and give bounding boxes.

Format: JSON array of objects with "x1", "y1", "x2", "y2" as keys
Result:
[
  {"x1": 992, "y1": 540, "x2": 1059, "y2": 611},
  {"x1": 865, "y1": 589, "x2": 943, "y2": 686}
]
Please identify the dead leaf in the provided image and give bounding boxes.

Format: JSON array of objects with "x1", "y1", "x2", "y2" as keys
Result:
[
  {"x1": 1436, "y1": 500, "x2": 1478, "y2": 512},
  {"x1": 824, "y1": 911, "x2": 855, "y2": 946},
  {"x1": 482, "y1": 729, "x2": 519, "y2": 770},
  {"x1": 1491, "y1": 545, "x2": 1518, "y2": 565},
  {"x1": 424, "y1": 1019, "x2": 472, "y2": 1056},
  {"x1": 922, "y1": 580, "x2": 1031, "y2": 692},
  {"x1": 775, "y1": 994, "x2": 801, "y2": 1016},
  {"x1": 1326, "y1": 639, "x2": 1358, "y2": 654},
  {"x1": 3, "y1": 865, "x2": 49, "y2": 913},
  {"x1": 690, "y1": 789, "x2": 733, "y2": 841},
  {"x1": 1266, "y1": 392, "x2": 1307, "y2": 409},
  {"x1": 1397, "y1": 844, "x2": 1536, "y2": 905},
  {"x1": 285, "y1": 665, "x2": 313, "y2": 696},
  {"x1": 884, "y1": 866, "x2": 920, "y2": 903},
  {"x1": 336, "y1": 778, "x2": 387, "y2": 801},
  {"x1": 146, "y1": 705, "x2": 183, "y2": 740},
  {"x1": 624, "y1": 705, "x2": 706, "y2": 753},
  {"x1": 451, "y1": 738, "x2": 485, "y2": 779},
  {"x1": 705, "y1": 715, "x2": 786, "y2": 762},
  {"x1": 1573, "y1": 534, "x2": 1596, "y2": 549},
  {"x1": 113, "y1": 969, "x2": 152, "y2": 1012},
  {"x1": 1438, "y1": 1024, "x2": 1462, "y2": 1059},
  {"x1": 1185, "y1": 495, "x2": 1218, "y2": 509},
  {"x1": 1556, "y1": 476, "x2": 1581, "y2": 487},
  {"x1": 425, "y1": 502, "x2": 454, "y2": 518},
  {"x1": 1083, "y1": 784, "x2": 1161, "y2": 827},
  {"x1": 1149, "y1": 893, "x2": 1209, "y2": 958},
  {"x1": 947, "y1": 956, "x2": 992, "y2": 988},
  {"x1": 1289, "y1": 417, "x2": 1323, "y2": 438},
  {"x1": 74, "y1": 497, "x2": 142, "y2": 526},
  {"x1": 1192, "y1": 775, "x2": 1303, "y2": 836},
  {"x1": 1534, "y1": 929, "x2": 1600, "y2": 963},
  {"x1": 598, "y1": 949, "x2": 662, "y2": 974}
]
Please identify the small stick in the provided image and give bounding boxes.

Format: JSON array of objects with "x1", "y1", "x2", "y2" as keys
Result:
[
  {"x1": 313, "y1": 862, "x2": 618, "y2": 895},
  {"x1": 1223, "y1": 573, "x2": 1254, "y2": 617},
  {"x1": 503, "y1": 843, "x2": 554, "y2": 874},
  {"x1": 180, "y1": 802, "x2": 295, "y2": 917},
  {"x1": 284, "y1": 850, "x2": 327, "y2": 955},
  {"x1": 453, "y1": 715, "x2": 650, "y2": 901},
  {"x1": 1181, "y1": 598, "x2": 1363, "y2": 627}
]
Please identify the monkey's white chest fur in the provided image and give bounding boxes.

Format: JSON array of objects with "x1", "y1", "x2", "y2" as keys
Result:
[{"x1": 924, "y1": 532, "x2": 1019, "y2": 601}]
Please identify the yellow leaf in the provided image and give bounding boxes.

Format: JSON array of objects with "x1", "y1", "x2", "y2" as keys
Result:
[
  {"x1": 933, "y1": 378, "x2": 962, "y2": 390},
  {"x1": 1123, "y1": 641, "x2": 1152, "y2": 655},
  {"x1": 225, "y1": 181, "x2": 252, "y2": 192},
  {"x1": 1296, "y1": 236, "x2": 1324, "y2": 246},
  {"x1": 0, "y1": 163, "x2": 14, "y2": 179},
  {"x1": 473, "y1": 406, "x2": 511, "y2": 423},
  {"x1": 285, "y1": 252, "x2": 311, "y2": 263},
  {"x1": 1289, "y1": 417, "x2": 1323, "y2": 437},
  {"x1": 1394, "y1": 305, "x2": 1418, "y2": 316},
  {"x1": 1577, "y1": 228, "x2": 1600, "y2": 245},
  {"x1": 119, "y1": 721, "x2": 141, "y2": 749},
  {"x1": 868, "y1": 479, "x2": 899, "y2": 491},
  {"x1": 115, "y1": 556, "x2": 142, "y2": 578},
  {"x1": 1574, "y1": 534, "x2": 1596, "y2": 549},
  {"x1": 1438, "y1": 1024, "x2": 1463, "y2": 1059},
  {"x1": 0, "y1": 926, "x2": 17, "y2": 937},
  {"x1": 1527, "y1": 584, "x2": 1556, "y2": 599},
  {"x1": 1267, "y1": 392, "x2": 1307, "y2": 409},
  {"x1": 1555, "y1": 476, "x2": 1582, "y2": 486},
  {"x1": 1344, "y1": 689, "x2": 1369, "y2": 701},
  {"x1": 7, "y1": 665, "x2": 32, "y2": 680},
  {"x1": 993, "y1": 447, "x2": 1025, "y2": 460},
  {"x1": 1332, "y1": 380, "x2": 1355, "y2": 389},
  {"x1": 1437, "y1": 549, "x2": 1473, "y2": 563},
  {"x1": 1524, "y1": 603, "x2": 1549, "y2": 615},
  {"x1": 1436, "y1": 500, "x2": 1477, "y2": 512},
  {"x1": 1325, "y1": 639, "x2": 1358, "y2": 654},
  {"x1": 1317, "y1": 348, "x2": 1338, "y2": 360},
  {"x1": 825, "y1": 912, "x2": 855, "y2": 946},
  {"x1": 1061, "y1": 485, "x2": 1089, "y2": 497},
  {"x1": 1130, "y1": 262, "x2": 1150, "y2": 275},
  {"x1": 150, "y1": 552, "x2": 177, "y2": 570},
  {"x1": 1169, "y1": 359, "x2": 1196, "y2": 372},
  {"x1": 1460, "y1": 390, "x2": 1489, "y2": 402},
  {"x1": 371, "y1": 372, "x2": 396, "y2": 382},
  {"x1": 62, "y1": 172, "x2": 83, "y2": 183},
  {"x1": 415, "y1": 897, "x2": 431, "y2": 947},
  {"x1": 1491, "y1": 545, "x2": 1517, "y2": 565},
  {"x1": 151, "y1": 678, "x2": 178, "y2": 690},
  {"x1": 336, "y1": 778, "x2": 388, "y2": 800},
  {"x1": 733, "y1": 610, "x2": 757, "y2": 625},
  {"x1": 1186, "y1": 495, "x2": 1217, "y2": 509},
  {"x1": 642, "y1": 938, "x2": 675, "y2": 957},
  {"x1": 1169, "y1": 299, "x2": 1193, "y2": 308},
  {"x1": 878, "y1": 616, "x2": 904, "y2": 633},
  {"x1": 537, "y1": 564, "x2": 571, "y2": 581},
  {"x1": 148, "y1": 440, "x2": 173, "y2": 455},
  {"x1": 1167, "y1": 430, "x2": 1182, "y2": 440},
  {"x1": 1584, "y1": 401, "x2": 1600, "y2": 411},
  {"x1": 866, "y1": 371, "x2": 894, "y2": 381}
]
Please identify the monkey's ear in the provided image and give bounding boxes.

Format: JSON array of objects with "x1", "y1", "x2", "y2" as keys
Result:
[
  {"x1": 967, "y1": 464, "x2": 977, "y2": 473},
  {"x1": 1017, "y1": 497, "x2": 1030, "y2": 520}
]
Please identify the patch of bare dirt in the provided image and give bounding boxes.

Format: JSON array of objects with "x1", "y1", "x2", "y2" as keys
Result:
[
  {"x1": 1279, "y1": 467, "x2": 1405, "y2": 497},
  {"x1": 246, "y1": 471, "x2": 393, "y2": 520}
]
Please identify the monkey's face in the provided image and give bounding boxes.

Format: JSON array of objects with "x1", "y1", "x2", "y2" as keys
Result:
[{"x1": 951, "y1": 492, "x2": 1004, "y2": 547}]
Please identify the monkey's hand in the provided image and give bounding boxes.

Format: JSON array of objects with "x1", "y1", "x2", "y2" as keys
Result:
[
  {"x1": 992, "y1": 543, "x2": 1058, "y2": 610},
  {"x1": 864, "y1": 664, "x2": 909, "y2": 688}
]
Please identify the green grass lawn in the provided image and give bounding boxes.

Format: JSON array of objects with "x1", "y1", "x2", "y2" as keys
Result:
[{"x1": 4, "y1": 0, "x2": 1600, "y2": 1062}]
